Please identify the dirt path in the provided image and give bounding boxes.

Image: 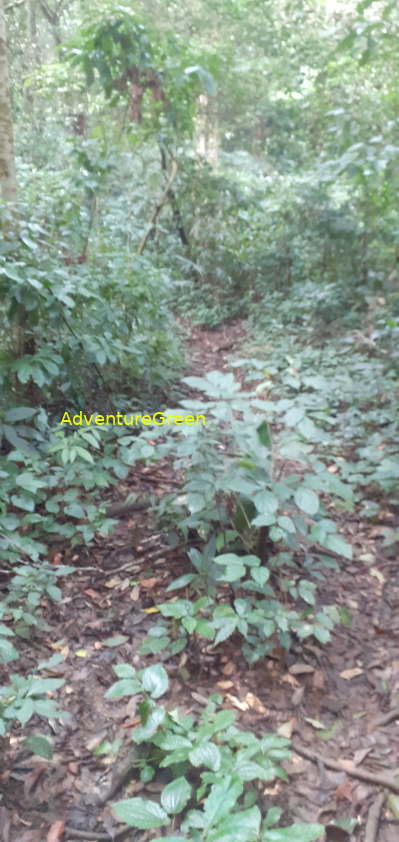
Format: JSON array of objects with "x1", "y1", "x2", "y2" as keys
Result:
[{"x1": 3, "y1": 322, "x2": 399, "y2": 842}]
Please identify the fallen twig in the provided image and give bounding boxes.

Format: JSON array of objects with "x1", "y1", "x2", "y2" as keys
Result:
[
  {"x1": 364, "y1": 792, "x2": 386, "y2": 842},
  {"x1": 64, "y1": 825, "x2": 129, "y2": 840},
  {"x1": 372, "y1": 707, "x2": 399, "y2": 728},
  {"x1": 293, "y1": 741, "x2": 399, "y2": 794}
]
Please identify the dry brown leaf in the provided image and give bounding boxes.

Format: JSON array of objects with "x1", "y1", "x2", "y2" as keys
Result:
[
  {"x1": 335, "y1": 779, "x2": 355, "y2": 802},
  {"x1": 46, "y1": 820, "x2": 65, "y2": 842},
  {"x1": 104, "y1": 577, "x2": 122, "y2": 589},
  {"x1": 277, "y1": 718, "x2": 296, "y2": 738},
  {"x1": 130, "y1": 586, "x2": 140, "y2": 601},
  {"x1": 216, "y1": 680, "x2": 234, "y2": 689},
  {"x1": 288, "y1": 663, "x2": 315, "y2": 675},
  {"x1": 304, "y1": 716, "x2": 325, "y2": 729},
  {"x1": 244, "y1": 692, "x2": 268, "y2": 714},
  {"x1": 353, "y1": 747, "x2": 372, "y2": 766},
  {"x1": 339, "y1": 667, "x2": 363, "y2": 680},
  {"x1": 222, "y1": 661, "x2": 235, "y2": 675},
  {"x1": 226, "y1": 693, "x2": 249, "y2": 711},
  {"x1": 370, "y1": 567, "x2": 385, "y2": 584},
  {"x1": 139, "y1": 577, "x2": 158, "y2": 589},
  {"x1": 312, "y1": 669, "x2": 325, "y2": 690},
  {"x1": 282, "y1": 673, "x2": 300, "y2": 688}
]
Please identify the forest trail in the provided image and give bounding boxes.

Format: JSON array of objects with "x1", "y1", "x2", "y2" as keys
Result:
[{"x1": 3, "y1": 323, "x2": 399, "y2": 842}]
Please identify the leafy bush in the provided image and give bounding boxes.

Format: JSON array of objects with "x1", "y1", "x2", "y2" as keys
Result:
[
  {"x1": 106, "y1": 663, "x2": 324, "y2": 842},
  {"x1": 124, "y1": 369, "x2": 352, "y2": 661}
]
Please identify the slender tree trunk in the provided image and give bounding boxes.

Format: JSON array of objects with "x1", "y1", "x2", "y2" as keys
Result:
[{"x1": 0, "y1": 0, "x2": 17, "y2": 205}]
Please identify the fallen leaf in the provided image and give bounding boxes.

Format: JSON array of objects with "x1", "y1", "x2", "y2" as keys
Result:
[
  {"x1": 336, "y1": 779, "x2": 355, "y2": 802},
  {"x1": 244, "y1": 693, "x2": 268, "y2": 714},
  {"x1": 339, "y1": 667, "x2": 363, "y2": 680},
  {"x1": 222, "y1": 661, "x2": 235, "y2": 676},
  {"x1": 277, "y1": 718, "x2": 296, "y2": 738},
  {"x1": 143, "y1": 606, "x2": 159, "y2": 614},
  {"x1": 130, "y1": 586, "x2": 140, "y2": 601},
  {"x1": 353, "y1": 747, "x2": 372, "y2": 766},
  {"x1": 289, "y1": 663, "x2": 315, "y2": 676},
  {"x1": 139, "y1": 577, "x2": 158, "y2": 589},
  {"x1": 304, "y1": 716, "x2": 325, "y2": 729},
  {"x1": 217, "y1": 680, "x2": 234, "y2": 689},
  {"x1": 370, "y1": 567, "x2": 385, "y2": 584},
  {"x1": 104, "y1": 577, "x2": 122, "y2": 589},
  {"x1": 226, "y1": 693, "x2": 249, "y2": 711},
  {"x1": 312, "y1": 670, "x2": 325, "y2": 690},
  {"x1": 47, "y1": 820, "x2": 65, "y2": 842},
  {"x1": 83, "y1": 589, "x2": 101, "y2": 601},
  {"x1": 74, "y1": 649, "x2": 89, "y2": 658},
  {"x1": 282, "y1": 673, "x2": 300, "y2": 687},
  {"x1": 292, "y1": 686, "x2": 305, "y2": 706}
]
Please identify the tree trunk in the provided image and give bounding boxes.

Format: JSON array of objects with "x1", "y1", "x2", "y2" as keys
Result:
[{"x1": 0, "y1": 0, "x2": 17, "y2": 205}]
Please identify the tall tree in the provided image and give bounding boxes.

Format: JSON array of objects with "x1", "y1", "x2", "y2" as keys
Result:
[{"x1": 0, "y1": 0, "x2": 17, "y2": 205}]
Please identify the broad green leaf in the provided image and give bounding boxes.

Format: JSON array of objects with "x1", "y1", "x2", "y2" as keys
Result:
[
  {"x1": 294, "y1": 488, "x2": 319, "y2": 516},
  {"x1": 251, "y1": 568, "x2": 270, "y2": 587},
  {"x1": 298, "y1": 580, "x2": 316, "y2": 605},
  {"x1": 284, "y1": 406, "x2": 305, "y2": 426},
  {"x1": 254, "y1": 490, "x2": 279, "y2": 516},
  {"x1": 141, "y1": 665, "x2": 169, "y2": 699},
  {"x1": 261, "y1": 823, "x2": 324, "y2": 841},
  {"x1": 24, "y1": 734, "x2": 53, "y2": 759},
  {"x1": 5, "y1": 406, "x2": 37, "y2": 422},
  {"x1": 189, "y1": 742, "x2": 221, "y2": 770},
  {"x1": 324, "y1": 534, "x2": 353, "y2": 560},
  {"x1": 257, "y1": 420, "x2": 271, "y2": 447},
  {"x1": 204, "y1": 777, "x2": 243, "y2": 828},
  {"x1": 161, "y1": 777, "x2": 192, "y2": 815},
  {"x1": 105, "y1": 678, "x2": 142, "y2": 698},
  {"x1": 208, "y1": 806, "x2": 261, "y2": 842},
  {"x1": 112, "y1": 797, "x2": 170, "y2": 829},
  {"x1": 166, "y1": 573, "x2": 195, "y2": 591}
]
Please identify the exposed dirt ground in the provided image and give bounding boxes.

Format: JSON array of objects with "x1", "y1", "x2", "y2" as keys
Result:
[{"x1": 1, "y1": 322, "x2": 399, "y2": 842}]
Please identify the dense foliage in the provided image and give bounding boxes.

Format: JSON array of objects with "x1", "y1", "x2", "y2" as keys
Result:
[{"x1": 0, "y1": 0, "x2": 398, "y2": 837}]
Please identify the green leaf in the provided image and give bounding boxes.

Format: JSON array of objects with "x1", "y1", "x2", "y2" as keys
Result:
[
  {"x1": 141, "y1": 665, "x2": 169, "y2": 699},
  {"x1": 257, "y1": 420, "x2": 271, "y2": 447},
  {"x1": 298, "y1": 580, "x2": 316, "y2": 605},
  {"x1": 189, "y1": 742, "x2": 221, "y2": 770},
  {"x1": 156, "y1": 734, "x2": 192, "y2": 751},
  {"x1": 105, "y1": 678, "x2": 142, "y2": 698},
  {"x1": 209, "y1": 806, "x2": 261, "y2": 842},
  {"x1": 112, "y1": 797, "x2": 170, "y2": 829},
  {"x1": 251, "y1": 568, "x2": 270, "y2": 587},
  {"x1": 167, "y1": 573, "x2": 195, "y2": 591},
  {"x1": 294, "y1": 487, "x2": 319, "y2": 516},
  {"x1": 161, "y1": 777, "x2": 192, "y2": 815},
  {"x1": 284, "y1": 407, "x2": 305, "y2": 426},
  {"x1": 204, "y1": 777, "x2": 243, "y2": 829},
  {"x1": 324, "y1": 534, "x2": 353, "y2": 560},
  {"x1": 5, "y1": 406, "x2": 37, "y2": 422},
  {"x1": 261, "y1": 823, "x2": 324, "y2": 841},
  {"x1": 103, "y1": 635, "x2": 129, "y2": 647},
  {"x1": 253, "y1": 490, "x2": 279, "y2": 516},
  {"x1": 24, "y1": 734, "x2": 53, "y2": 759}
]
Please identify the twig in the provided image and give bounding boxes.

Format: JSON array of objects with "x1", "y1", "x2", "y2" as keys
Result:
[
  {"x1": 293, "y1": 741, "x2": 399, "y2": 794},
  {"x1": 372, "y1": 707, "x2": 399, "y2": 728},
  {"x1": 64, "y1": 826, "x2": 130, "y2": 840},
  {"x1": 364, "y1": 792, "x2": 386, "y2": 842}
]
